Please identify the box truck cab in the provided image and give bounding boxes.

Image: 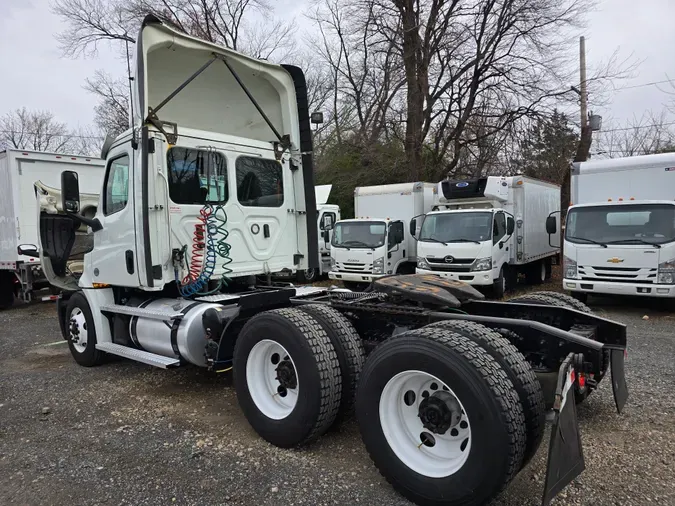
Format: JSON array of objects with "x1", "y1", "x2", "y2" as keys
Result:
[
  {"x1": 328, "y1": 182, "x2": 434, "y2": 289},
  {"x1": 563, "y1": 153, "x2": 675, "y2": 301},
  {"x1": 415, "y1": 176, "x2": 560, "y2": 297}
]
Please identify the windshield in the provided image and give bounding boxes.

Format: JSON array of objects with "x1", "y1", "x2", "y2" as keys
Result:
[
  {"x1": 332, "y1": 221, "x2": 386, "y2": 248},
  {"x1": 566, "y1": 204, "x2": 675, "y2": 245},
  {"x1": 419, "y1": 212, "x2": 492, "y2": 243}
]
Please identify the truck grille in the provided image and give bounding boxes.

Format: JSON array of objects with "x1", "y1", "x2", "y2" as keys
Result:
[
  {"x1": 335, "y1": 261, "x2": 371, "y2": 273},
  {"x1": 579, "y1": 265, "x2": 657, "y2": 284},
  {"x1": 426, "y1": 257, "x2": 474, "y2": 273}
]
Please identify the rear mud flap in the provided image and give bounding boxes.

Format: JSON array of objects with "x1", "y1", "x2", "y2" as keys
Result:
[
  {"x1": 610, "y1": 348, "x2": 628, "y2": 414},
  {"x1": 542, "y1": 356, "x2": 585, "y2": 506}
]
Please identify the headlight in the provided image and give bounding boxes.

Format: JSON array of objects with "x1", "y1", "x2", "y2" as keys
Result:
[
  {"x1": 658, "y1": 258, "x2": 675, "y2": 284},
  {"x1": 471, "y1": 257, "x2": 492, "y2": 271},
  {"x1": 373, "y1": 257, "x2": 385, "y2": 274},
  {"x1": 417, "y1": 257, "x2": 430, "y2": 270},
  {"x1": 563, "y1": 256, "x2": 577, "y2": 279},
  {"x1": 330, "y1": 256, "x2": 336, "y2": 269}
]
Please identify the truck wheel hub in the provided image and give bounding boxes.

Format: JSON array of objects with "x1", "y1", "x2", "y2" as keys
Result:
[
  {"x1": 68, "y1": 308, "x2": 88, "y2": 352},
  {"x1": 276, "y1": 360, "x2": 297, "y2": 389},
  {"x1": 418, "y1": 391, "x2": 462, "y2": 435}
]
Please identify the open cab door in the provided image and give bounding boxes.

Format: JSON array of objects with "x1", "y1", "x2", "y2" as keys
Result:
[{"x1": 35, "y1": 174, "x2": 100, "y2": 292}]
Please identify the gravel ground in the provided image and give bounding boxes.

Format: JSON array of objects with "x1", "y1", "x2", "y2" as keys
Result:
[{"x1": 1, "y1": 293, "x2": 674, "y2": 506}]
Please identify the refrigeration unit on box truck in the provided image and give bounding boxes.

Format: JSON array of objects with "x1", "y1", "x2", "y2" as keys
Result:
[
  {"x1": 328, "y1": 182, "x2": 435, "y2": 289},
  {"x1": 414, "y1": 176, "x2": 561, "y2": 297},
  {"x1": 563, "y1": 152, "x2": 675, "y2": 301},
  {"x1": 0, "y1": 149, "x2": 104, "y2": 308}
]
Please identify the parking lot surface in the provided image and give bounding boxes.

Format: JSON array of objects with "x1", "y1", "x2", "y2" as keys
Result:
[{"x1": 1, "y1": 295, "x2": 673, "y2": 506}]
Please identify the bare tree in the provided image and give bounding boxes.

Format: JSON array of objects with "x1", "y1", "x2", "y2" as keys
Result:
[
  {"x1": 84, "y1": 70, "x2": 131, "y2": 137},
  {"x1": 595, "y1": 111, "x2": 675, "y2": 158},
  {"x1": 0, "y1": 108, "x2": 72, "y2": 152},
  {"x1": 0, "y1": 108, "x2": 103, "y2": 155}
]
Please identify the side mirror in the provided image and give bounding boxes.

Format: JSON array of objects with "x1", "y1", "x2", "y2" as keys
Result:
[
  {"x1": 17, "y1": 244, "x2": 39, "y2": 258},
  {"x1": 507, "y1": 217, "x2": 515, "y2": 235},
  {"x1": 323, "y1": 214, "x2": 333, "y2": 230},
  {"x1": 323, "y1": 229, "x2": 330, "y2": 243},
  {"x1": 409, "y1": 218, "x2": 417, "y2": 237},
  {"x1": 61, "y1": 170, "x2": 81, "y2": 213},
  {"x1": 546, "y1": 216, "x2": 557, "y2": 235}
]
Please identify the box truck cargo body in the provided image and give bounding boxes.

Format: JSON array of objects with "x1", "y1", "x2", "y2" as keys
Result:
[
  {"x1": 564, "y1": 152, "x2": 675, "y2": 301},
  {"x1": 0, "y1": 149, "x2": 104, "y2": 307},
  {"x1": 415, "y1": 176, "x2": 560, "y2": 297}
]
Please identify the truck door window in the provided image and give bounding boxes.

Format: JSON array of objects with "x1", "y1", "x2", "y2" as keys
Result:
[
  {"x1": 103, "y1": 155, "x2": 130, "y2": 216},
  {"x1": 236, "y1": 157, "x2": 284, "y2": 207},
  {"x1": 493, "y1": 212, "x2": 506, "y2": 244},
  {"x1": 167, "y1": 147, "x2": 228, "y2": 205}
]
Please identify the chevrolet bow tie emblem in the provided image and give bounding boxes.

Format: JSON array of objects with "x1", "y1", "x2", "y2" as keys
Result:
[{"x1": 607, "y1": 257, "x2": 624, "y2": 264}]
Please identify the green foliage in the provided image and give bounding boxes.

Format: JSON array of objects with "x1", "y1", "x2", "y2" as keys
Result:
[{"x1": 315, "y1": 138, "x2": 408, "y2": 218}]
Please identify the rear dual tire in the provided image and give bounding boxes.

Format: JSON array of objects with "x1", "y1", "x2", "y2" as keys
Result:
[
  {"x1": 234, "y1": 306, "x2": 364, "y2": 447},
  {"x1": 357, "y1": 326, "x2": 526, "y2": 506},
  {"x1": 0, "y1": 271, "x2": 16, "y2": 310}
]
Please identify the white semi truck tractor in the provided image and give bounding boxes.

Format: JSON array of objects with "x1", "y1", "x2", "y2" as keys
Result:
[{"x1": 38, "y1": 14, "x2": 629, "y2": 506}]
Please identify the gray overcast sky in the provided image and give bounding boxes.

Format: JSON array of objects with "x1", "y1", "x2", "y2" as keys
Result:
[{"x1": 1, "y1": 0, "x2": 674, "y2": 131}]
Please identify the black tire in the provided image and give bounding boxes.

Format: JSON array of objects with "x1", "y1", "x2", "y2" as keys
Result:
[
  {"x1": 492, "y1": 267, "x2": 506, "y2": 299},
  {"x1": 356, "y1": 326, "x2": 526, "y2": 506},
  {"x1": 65, "y1": 292, "x2": 105, "y2": 367},
  {"x1": 534, "y1": 291, "x2": 592, "y2": 313},
  {"x1": 508, "y1": 293, "x2": 603, "y2": 404},
  {"x1": 296, "y1": 268, "x2": 317, "y2": 284},
  {"x1": 233, "y1": 308, "x2": 342, "y2": 448},
  {"x1": 297, "y1": 304, "x2": 365, "y2": 423},
  {"x1": 0, "y1": 271, "x2": 16, "y2": 310},
  {"x1": 571, "y1": 291, "x2": 589, "y2": 304},
  {"x1": 525, "y1": 260, "x2": 546, "y2": 285},
  {"x1": 428, "y1": 320, "x2": 545, "y2": 469}
]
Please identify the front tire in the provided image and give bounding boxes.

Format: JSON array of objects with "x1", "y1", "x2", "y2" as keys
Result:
[
  {"x1": 233, "y1": 308, "x2": 342, "y2": 448},
  {"x1": 525, "y1": 260, "x2": 546, "y2": 285},
  {"x1": 342, "y1": 281, "x2": 368, "y2": 291},
  {"x1": 356, "y1": 326, "x2": 526, "y2": 506},
  {"x1": 65, "y1": 292, "x2": 105, "y2": 367},
  {"x1": 0, "y1": 271, "x2": 16, "y2": 310},
  {"x1": 492, "y1": 267, "x2": 506, "y2": 299},
  {"x1": 296, "y1": 268, "x2": 317, "y2": 284}
]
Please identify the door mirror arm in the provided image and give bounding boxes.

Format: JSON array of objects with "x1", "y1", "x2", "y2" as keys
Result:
[{"x1": 66, "y1": 211, "x2": 104, "y2": 232}]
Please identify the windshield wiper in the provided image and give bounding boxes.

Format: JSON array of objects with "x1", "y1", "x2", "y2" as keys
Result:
[
  {"x1": 606, "y1": 238, "x2": 662, "y2": 249},
  {"x1": 568, "y1": 236, "x2": 608, "y2": 248},
  {"x1": 446, "y1": 238, "x2": 481, "y2": 244},
  {"x1": 341, "y1": 240, "x2": 373, "y2": 248},
  {"x1": 420, "y1": 237, "x2": 448, "y2": 246}
]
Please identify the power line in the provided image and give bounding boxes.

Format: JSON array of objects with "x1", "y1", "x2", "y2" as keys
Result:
[
  {"x1": 598, "y1": 121, "x2": 675, "y2": 133},
  {"x1": 0, "y1": 129, "x2": 103, "y2": 140},
  {"x1": 614, "y1": 79, "x2": 673, "y2": 91}
]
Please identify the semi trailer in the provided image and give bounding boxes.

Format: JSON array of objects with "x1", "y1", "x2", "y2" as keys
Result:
[
  {"x1": 39, "y1": 14, "x2": 628, "y2": 506},
  {"x1": 0, "y1": 149, "x2": 104, "y2": 308}
]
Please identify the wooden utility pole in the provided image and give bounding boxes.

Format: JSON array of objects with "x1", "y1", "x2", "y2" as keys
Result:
[{"x1": 574, "y1": 35, "x2": 592, "y2": 163}]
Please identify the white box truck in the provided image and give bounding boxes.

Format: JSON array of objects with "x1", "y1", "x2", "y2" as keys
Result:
[
  {"x1": 415, "y1": 176, "x2": 561, "y2": 297},
  {"x1": 562, "y1": 152, "x2": 675, "y2": 301},
  {"x1": 328, "y1": 182, "x2": 435, "y2": 289},
  {"x1": 0, "y1": 149, "x2": 105, "y2": 308}
]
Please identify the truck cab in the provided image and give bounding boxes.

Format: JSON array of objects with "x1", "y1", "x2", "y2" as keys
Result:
[
  {"x1": 563, "y1": 153, "x2": 675, "y2": 301},
  {"x1": 415, "y1": 176, "x2": 559, "y2": 297},
  {"x1": 328, "y1": 218, "x2": 405, "y2": 288},
  {"x1": 37, "y1": 14, "x2": 317, "y2": 297}
]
